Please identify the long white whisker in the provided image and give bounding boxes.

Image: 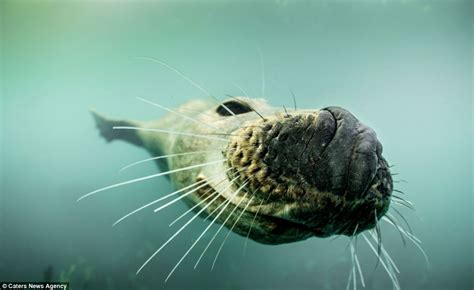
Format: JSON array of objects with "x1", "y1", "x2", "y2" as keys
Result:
[
  {"x1": 164, "y1": 181, "x2": 249, "y2": 282},
  {"x1": 119, "y1": 149, "x2": 223, "y2": 173},
  {"x1": 194, "y1": 188, "x2": 250, "y2": 269},
  {"x1": 353, "y1": 243, "x2": 365, "y2": 288},
  {"x1": 384, "y1": 213, "x2": 407, "y2": 246},
  {"x1": 168, "y1": 176, "x2": 230, "y2": 227},
  {"x1": 78, "y1": 159, "x2": 226, "y2": 201},
  {"x1": 136, "y1": 187, "x2": 225, "y2": 275},
  {"x1": 346, "y1": 269, "x2": 353, "y2": 290},
  {"x1": 243, "y1": 186, "x2": 265, "y2": 255},
  {"x1": 382, "y1": 216, "x2": 421, "y2": 244},
  {"x1": 203, "y1": 199, "x2": 226, "y2": 222},
  {"x1": 390, "y1": 206, "x2": 414, "y2": 234},
  {"x1": 135, "y1": 56, "x2": 241, "y2": 120},
  {"x1": 153, "y1": 167, "x2": 232, "y2": 213},
  {"x1": 391, "y1": 195, "x2": 416, "y2": 211},
  {"x1": 136, "y1": 97, "x2": 219, "y2": 130},
  {"x1": 350, "y1": 242, "x2": 357, "y2": 290},
  {"x1": 113, "y1": 126, "x2": 229, "y2": 142},
  {"x1": 385, "y1": 256, "x2": 400, "y2": 290},
  {"x1": 232, "y1": 82, "x2": 250, "y2": 98},
  {"x1": 362, "y1": 233, "x2": 400, "y2": 290},
  {"x1": 113, "y1": 179, "x2": 205, "y2": 227},
  {"x1": 211, "y1": 196, "x2": 253, "y2": 270},
  {"x1": 113, "y1": 169, "x2": 228, "y2": 226},
  {"x1": 202, "y1": 167, "x2": 248, "y2": 222},
  {"x1": 374, "y1": 210, "x2": 382, "y2": 258},
  {"x1": 369, "y1": 230, "x2": 400, "y2": 274},
  {"x1": 136, "y1": 56, "x2": 212, "y2": 97},
  {"x1": 382, "y1": 217, "x2": 430, "y2": 268},
  {"x1": 392, "y1": 201, "x2": 415, "y2": 211},
  {"x1": 168, "y1": 189, "x2": 216, "y2": 227}
]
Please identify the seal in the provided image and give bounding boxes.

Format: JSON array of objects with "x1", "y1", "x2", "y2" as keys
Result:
[
  {"x1": 89, "y1": 96, "x2": 392, "y2": 243},
  {"x1": 84, "y1": 95, "x2": 424, "y2": 286}
]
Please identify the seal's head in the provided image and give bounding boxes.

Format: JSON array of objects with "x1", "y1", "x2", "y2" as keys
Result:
[{"x1": 208, "y1": 98, "x2": 392, "y2": 244}]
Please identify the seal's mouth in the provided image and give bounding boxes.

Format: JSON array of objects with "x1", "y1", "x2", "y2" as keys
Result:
[{"x1": 224, "y1": 105, "x2": 392, "y2": 243}]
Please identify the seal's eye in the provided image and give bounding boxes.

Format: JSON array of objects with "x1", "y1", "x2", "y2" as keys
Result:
[{"x1": 216, "y1": 100, "x2": 253, "y2": 116}]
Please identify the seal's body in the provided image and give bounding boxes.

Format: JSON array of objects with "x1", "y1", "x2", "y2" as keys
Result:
[{"x1": 92, "y1": 97, "x2": 393, "y2": 245}]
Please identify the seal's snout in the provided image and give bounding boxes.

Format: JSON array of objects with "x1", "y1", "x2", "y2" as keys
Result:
[
  {"x1": 318, "y1": 106, "x2": 389, "y2": 199},
  {"x1": 226, "y1": 105, "x2": 393, "y2": 238}
]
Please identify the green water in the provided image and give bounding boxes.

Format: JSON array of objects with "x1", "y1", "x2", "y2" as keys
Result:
[{"x1": 1, "y1": 1, "x2": 472, "y2": 289}]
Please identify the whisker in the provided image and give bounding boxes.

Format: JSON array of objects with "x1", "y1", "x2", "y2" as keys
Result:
[
  {"x1": 242, "y1": 185, "x2": 265, "y2": 255},
  {"x1": 346, "y1": 268, "x2": 353, "y2": 290},
  {"x1": 78, "y1": 159, "x2": 226, "y2": 201},
  {"x1": 136, "y1": 55, "x2": 243, "y2": 125},
  {"x1": 136, "y1": 97, "x2": 219, "y2": 130},
  {"x1": 203, "y1": 199, "x2": 226, "y2": 222},
  {"x1": 393, "y1": 189, "x2": 405, "y2": 194},
  {"x1": 136, "y1": 184, "x2": 226, "y2": 275},
  {"x1": 346, "y1": 223, "x2": 359, "y2": 250},
  {"x1": 350, "y1": 241, "x2": 357, "y2": 290},
  {"x1": 382, "y1": 216, "x2": 421, "y2": 244},
  {"x1": 392, "y1": 200, "x2": 415, "y2": 211},
  {"x1": 282, "y1": 105, "x2": 290, "y2": 117},
  {"x1": 225, "y1": 94, "x2": 266, "y2": 121},
  {"x1": 194, "y1": 188, "x2": 250, "y2": 269},
  {"x1": 374, "y1": 210, "x2": 382, "y2": 259},
  {"x1": 369, "y1": 231, "x2": 401, "y2": 290},
  {"x1": 119, "y1": 149, "x2": 224, "y2": 173},
  {"x1": 353, "y1": 242, "x2": 365, "y2": 288},
  {"x1": 153, "y1": 168, "x2": 232, "y2": 213},
  {"x1": 384, "y1": 214, "x2": 407, "y2": 246},
  {"x1": 290, "y1": 89, "x2": 297, "y2": 111},
  {"x1": 369, "y1": 230, "x2": 400, "y2": 274},
  {"x1": 382, "y1": 216, "x2": 430, "y2": 268},
  {"x1": 114, "y1": 179, "x2": 203, "y2": 226},
  {"x1": 391, "y1": 196, "x2": 415, "y2": 211},
  {"x1": 211, "y1": 196, "x2": 254, "y2": 270},
  {"x1": 113, "y1": 126, "x2": 229, "y2": 142},
  {"x1": 362, "y1": 233, "x2": 400, "y2": 290},
  {"x1": 114, "y1": 169, "x2": 230, "y2": 226},
  {"x1": 231, "y1": 82, "x2": 250, "y2": 98},
  {"x1": 393, "y1": 180, "x2": 407, "y2": 184},
  {"x1": 135, "y1": 56, "x2": 212, "y2": 98},
  {"x1": 390, "y1": 206, "x2": 414, "y2": 234},
  {"x1": 168, "y1": 190, "x2": 216, "y2": 227},
  {"x1": 391, "y1": 195, "x2": 414, "y2": 206},
  {"x1": 135, "y1": 56, "x2": 241, "y2": 121},
  {"x1": 169, "y1": 173, "x2": 240, "y2": 227},
  {"x1": 202, "y1": 167, "x2": 248, "y2": 222},
  {"x1": 164, "y1": 180, "x2": 249, "y2": 282}
]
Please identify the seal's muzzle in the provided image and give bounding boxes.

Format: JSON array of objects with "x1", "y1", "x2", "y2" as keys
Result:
[
  {"x1": 314, "y1": 107, "x2": 389, "y2": 199},
  {"x1": 226, "y1": 106, "x2": 392, "y2": 241}
]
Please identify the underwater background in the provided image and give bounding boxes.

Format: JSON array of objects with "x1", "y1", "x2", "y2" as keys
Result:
[{"x1": 1, "y1": 0, "x2": 472, "y2": 289}]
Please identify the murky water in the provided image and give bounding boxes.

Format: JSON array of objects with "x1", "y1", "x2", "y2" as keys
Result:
[{"x1": 1, "y1": 1, "x2": 472, "y2": 289}]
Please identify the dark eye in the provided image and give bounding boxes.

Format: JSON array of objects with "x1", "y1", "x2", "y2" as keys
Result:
[{"x1": 216, "y1": 100, "x2": 253, "y2": 116}]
